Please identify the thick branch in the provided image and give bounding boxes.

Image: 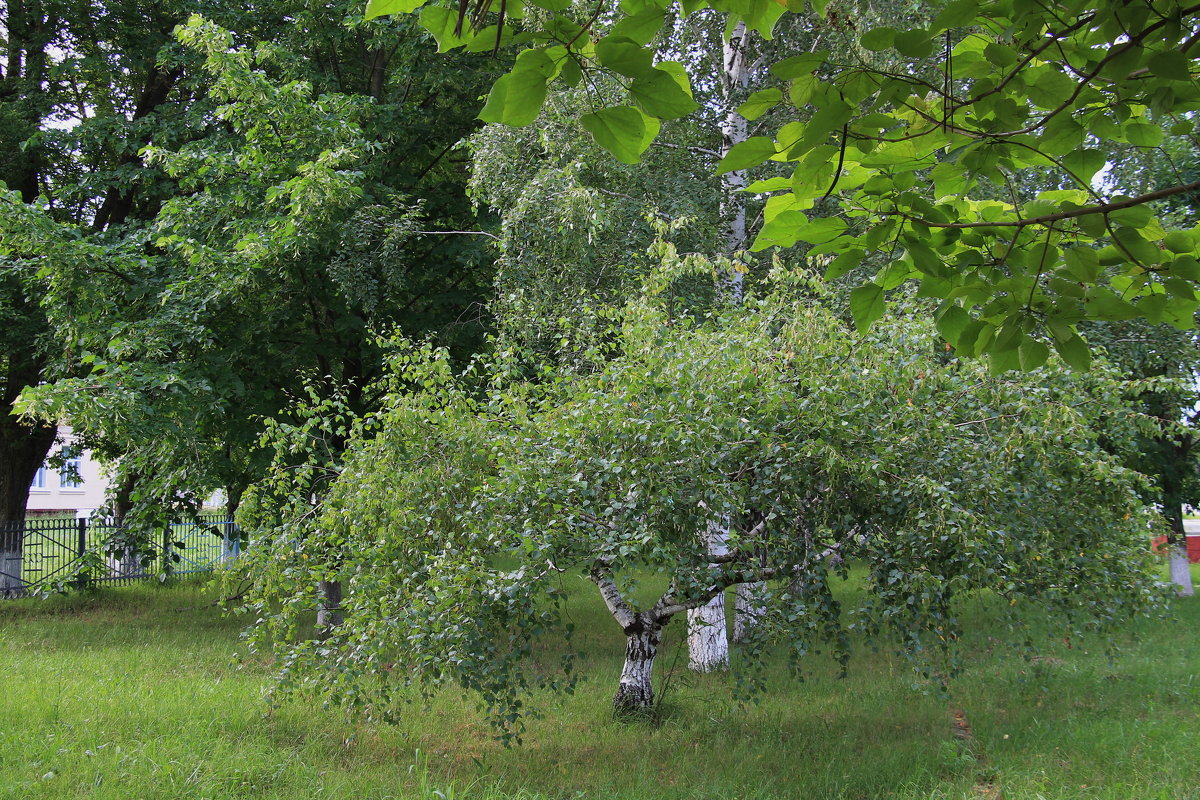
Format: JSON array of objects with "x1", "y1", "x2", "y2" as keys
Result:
[
  {"x1": 650, "y1": 537, "x2": 850, "y2": 620},
  {"x1": 589, "y1": 563, "x2": 636, "y2": 629},
  {"x1": 896, "y1": 179, "x2": 1200, "y2": 230}
]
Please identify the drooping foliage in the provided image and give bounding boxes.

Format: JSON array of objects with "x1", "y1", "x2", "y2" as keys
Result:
[{"x1": 241, "y1": 250, "x2": 1159, "y2": 736}]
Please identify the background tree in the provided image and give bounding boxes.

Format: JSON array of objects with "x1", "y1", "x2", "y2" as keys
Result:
[{"x1": 5, "y1": 1, "x2": 504, "y2": 571}]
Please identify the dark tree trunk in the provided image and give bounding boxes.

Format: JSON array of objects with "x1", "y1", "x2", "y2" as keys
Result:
[
  {"x1": 613, "y1": 614, "x2": 664, "y2": 712},
  {"x1": 90, "y1": 64, "x2": 182, "y2": 232},
  {"x1": 0, "y1": 416, "x2": 56, "y2": 595},
  {"x1": 107, "y1": 472, "x2": 140, "y2": 576}
]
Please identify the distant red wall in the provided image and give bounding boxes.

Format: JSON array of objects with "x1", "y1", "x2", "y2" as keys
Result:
[{"x1": 1152, "y1": 535, "x2": 1200, "y2": 562}]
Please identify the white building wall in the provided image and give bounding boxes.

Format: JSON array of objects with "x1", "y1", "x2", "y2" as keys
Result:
[{"x1": 26, "y1": 427, "x2": 111, "y2": 516}]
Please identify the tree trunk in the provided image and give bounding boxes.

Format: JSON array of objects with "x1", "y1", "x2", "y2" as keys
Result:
[
  {"x1": 1169, "y1": 542, "x2": 1194, "y2": 597},
  {"x1": 613, "y1": 614, "x2": 665, "y2": 712},
  {"x1": 317, "y1": 578, "x2": 344, "y2": 630},
  {"x1": 106, "y1": 471, "x2": 140, "y2": 576},
  {"x1": 719, "y1": 21, "x2": 751, "y2": 298},
  {"x1": 1165, "y1": 502, "x2": 1194, "y2": 597},
  {"x1": 221, "y1": 483, "x2": 244, "y2": 563},
  {"x1": 733, "y1": 582, "x2": 765, "y2": 643},
  {"x1": 1162, "y1": 468, "x2": 1194, "y2": 597},
  {"x1": 688, "y1": 518, "x2": 730, "y2": 672},
  {"x1": 0, "y1": 416, "x2": 56, "y2": 595}
]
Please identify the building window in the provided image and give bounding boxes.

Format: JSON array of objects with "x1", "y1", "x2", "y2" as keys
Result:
[
  {"x1": 31, "y1": 467, "x2": 46, "y2": 489},
  {"x1": 60, "y1": 447, "x2": 82, "y2": 489}
]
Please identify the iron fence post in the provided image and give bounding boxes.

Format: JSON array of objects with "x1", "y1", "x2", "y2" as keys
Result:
[{"x1": 77, "y1": 517, "x2": 87, "y2": 559}]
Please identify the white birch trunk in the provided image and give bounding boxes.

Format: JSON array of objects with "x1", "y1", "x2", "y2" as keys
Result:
[
  {"x1": 720, "y1": 21, "x2": 751, "y2": 296},
  {"x1": 108, "y1": 546, "x2": 139, "y2": 577},
  {"x1": 1169, "y1": 541, "x2": 1194, "y2": 597},
  {"x1": 688, "y1": 518, "x2": 730, "y2": 672},
  {"x1": 614, "y1": 616, "x2": 665, "y2": 712},
  {"x1": 317, "y1": 578, "x2": 344, "y2": 630},
  {"x1": 733, "y1": 582, "x2": 765, "y2": 643},
  {"x1": 220, "y1": 531, "x2": 240, "y2": 564}
]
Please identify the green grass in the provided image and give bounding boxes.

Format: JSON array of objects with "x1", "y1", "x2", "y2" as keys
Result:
[{"x1": 1, "y1": 565, "x2": 1198, "y2": 800}]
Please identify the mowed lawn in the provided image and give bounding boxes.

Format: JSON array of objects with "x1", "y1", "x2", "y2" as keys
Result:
[{"x1": 1, "y1": 565, "x2": 1197, "y2": 800}]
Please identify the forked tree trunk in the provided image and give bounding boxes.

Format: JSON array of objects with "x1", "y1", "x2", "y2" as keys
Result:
[
  {"x1": 317, "y1": 578, "x2": 344, "y2": 630},
  {"x1": 688, "y1": 518, "x2": 730, "y2": 672},
  {"x1": 614, "y1": 614, "x2": 666, "y2": 712}
]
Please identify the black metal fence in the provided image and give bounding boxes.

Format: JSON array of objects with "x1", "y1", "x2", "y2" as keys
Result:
[{"x1": 0, "y1": 514, "x2": 238, "y2": 598}]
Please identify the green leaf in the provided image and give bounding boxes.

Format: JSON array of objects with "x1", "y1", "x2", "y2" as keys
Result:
[
  {"x1": 1018, "y1": 338, "x2": 1050, "y2": 370},
  {"x1": 463, "y1": 24, "x2": 515, "y2": 52},
  {"x1": 1025, "y1": 67, "x2": 1076, "y2": 108},
  {"x1": 738, "y1": 88, "x2": 783, "y2": 121},
  {"x1": 935, "y1": 304, "x2": 971, "y2": 346},
  {"x1": 608, "y1": 7, "x2": 665, "y2": 44},
  {"x1": 1148, "y1": 50, "x2": 1192, "y2": 81},
  {"x1": 823, "y1": 248, "x2": 865, "y2": 280},
  {"x1": 716, "y1": 137, "x2": 776, "y2": 174},
  {"x1": 580, "y1": 106, "x2": 660, "y2": 163},
  {"x1": 478, "y1": 64, "x2": 549, "y2": 126},
  {"x1": 984, "y1": 42, "x2": 1017, "y2": 66},
  {"x1": 930, "y1": 0, "x2": 980, "y2": 31},
  {"x1": 1125, "y1": 122, "x2": 1164, "y2": 147},
  {"x1": 419, "y1": 6, "x2": 471, "y2": 51},
  {"x1": 752, "y1": 210, "x2": 807, "y2": 250},
  {"x1": 1164, "y1": 230, "x2": 1194, "y2": 254},
  {"x1": 1051, "y1": 331, "x2": 1091, "y2": 370},
  {"x1": 365, "y1": 0, "x2": 428, "y2": 18},
  {"x1": 1060, "y1": 148, "x2": 1106, "y2": 184},
  {"x1": 1168, "y1": 255, "x2": 1200, "y2": 280},
  {"x1": 1084, "y1": 288, "x2": 1139, "y2": 320},
  {"x1": 792, "y1": 216, "x2": 847, "y2": 244},
  {"x1": 769, "y1": 51, "x2": 828, "y2": 79},
  {"x1": 849, "y1": 283, "x2": 885, "y2": 333},
  {"x1": 893, "y1": 29, "x2": 933, "y2": 58},
  {"x1": 988, "y1": 346, "x2": 1021, "y2": 374},
  {"x1": 860, "y1": 27, "x2": 897, "y2": 51},
  {"x1": 595, "y1": 36, "x2": 654, "y2": 77},
  {"x1": 789, "y1": 74, "x2": 820, "y2": 108},
  {"x1": 630, "y1": 67, "x2": 699, "y2": 118}
]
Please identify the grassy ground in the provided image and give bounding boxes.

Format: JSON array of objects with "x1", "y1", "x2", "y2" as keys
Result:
[{"x1": 1, "y1": 565, "x2": 1198, "y2": 800}]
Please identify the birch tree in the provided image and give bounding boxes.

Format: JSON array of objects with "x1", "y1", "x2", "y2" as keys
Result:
[{"x1": 244, "y1": 260, "x2": 1160, "y2": 734}]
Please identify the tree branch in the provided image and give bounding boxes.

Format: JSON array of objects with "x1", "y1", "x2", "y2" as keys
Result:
[
  {"x1": 588, "y1": 563, "x2": 635, "y2": 629},
  {"x1": 895, "y1": 179, "x2": 1200, "y2": 230}
]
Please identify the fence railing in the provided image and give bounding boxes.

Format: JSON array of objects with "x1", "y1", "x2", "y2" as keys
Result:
[{"x1": 0, "y1": 514, "x2": 238, "y2": 598}]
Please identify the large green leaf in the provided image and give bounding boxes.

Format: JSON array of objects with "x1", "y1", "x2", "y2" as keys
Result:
[
  {"x1": 716, "y1": 137, "x2": 776, "y2": 174},
  {"x1": 478, "y1": 66, "x2": 549, "y2": 126},
  {"x1": 419, "y1": 6, "x2": 471, "y2": 52},
  {"x1": 581, "y1": 106, "x2": 660, "y2": 163},
  {"x1": 595, "y1": 36, "x2": 654, "y2": 77},
  {"x1": 364, "y1": 0, "x2": 428, "y2": 18},
  {"x1": 630, "y1": 67, "x2": 699, "y2": 119},
  {"x1": 849, "y1": 283, "x2": 885, "y2": 333},
  {"x1": 738, "y1": 88, "x2": 783, "y2": 121}
]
